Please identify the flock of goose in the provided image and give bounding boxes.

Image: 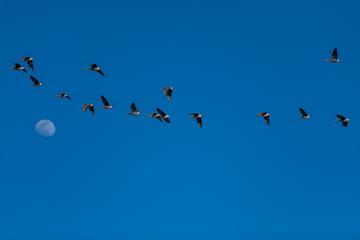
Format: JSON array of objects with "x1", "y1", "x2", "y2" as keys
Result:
[
  {"x1": 255, "y1": 47, "x2": 349, "y2": 127},
  {"x1": 10, "y1": 60, "x2": 204, "y2": 128},
  {"x1": 10, "y1": 47, "x2": 350, "y2": 128}
]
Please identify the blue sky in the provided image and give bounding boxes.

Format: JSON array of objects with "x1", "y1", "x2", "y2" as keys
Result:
[{"x1": 0, "y1": 0, "x2": 360, "y2": 239}]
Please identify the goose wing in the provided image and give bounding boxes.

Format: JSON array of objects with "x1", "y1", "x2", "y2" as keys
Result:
[
  {"x1": 197, "y1": 117, "x2": 202, "y2": 128},
  {"x1": 89, "y1": 105, "x2": 95, "y2": 115},
  {"x1": 161, "y1": 87, "x2": 168, "y2": 95},
  {"x1": 299, "y1": 108, "x2": 308, "y2": 117},
  {"x1": 30, "y1": 76, "x2": 39, "y2": 84},
  {"x1": 101, "y1": 95, "x2": 110, "y2": 106},
  {"x1": 156, "y1": 116, "x2": 163, "y2": 122},
  {"x1": 336, "y1": 114, "x2": 346, "y2": 121},
  {"x1": 81, "y1": 104, "x2": 90, "y2": 112},
  {"x1": 164, "y1": 88, "x2": 172, "y2": 100},
  {"x1": 130, "y1": 102, "x2": 137, "y2": 112},
  {"x1": 97, "y1": 70, "x2": 104, "y2": 76},
  {"x1": 264, "y1": 116, "x2": 270, "y2": 126},
  {"x1": 164, "y1": 117, "x2": 170, "y2": 123},
  {"x1": 156, "y1": 108, "x2": 166, "y2": 117},
  {"x1": 332, "y1": 48, "x2": 338, "y2": 59},
  {"x1": 27, "y1": 60, "x2": 34, "y2": 71}
]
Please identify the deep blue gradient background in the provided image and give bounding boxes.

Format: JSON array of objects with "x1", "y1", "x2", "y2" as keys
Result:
[{"x1": 0, "y1": 1, "x2": 360, "y2": 239}]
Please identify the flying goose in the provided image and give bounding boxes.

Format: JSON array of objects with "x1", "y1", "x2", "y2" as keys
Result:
[
  {"x1": 189, "y1": 113, "x2": 204, "y2": 128},
  {"x1": 127, "y1": 102, "x2": 142, "y2": 115},
  {"x1": 147, "y1": 113, "x2": 163, "y2": 122},
  {"x1": 256, "y1": 112, "x2": 270, "y2": 126},
  {"x1": 325, "y1": 48, "x2": 341, "y2": 63},
  {"x1": 335, "y1": 114, "x2": 350, "y2": 127},
  {"x1": 19, "y1": 56, "x2": 34, "y2": 71},
  {"x1": 156, "y1": 108, "x2": 170, "y2": 123},
  {"x1": 29, "y1": 76, "x2": 43, "y2": 86},
  {"x1": 10, "y1": 63, "x2": 27, "y2": 73},
  {"x1": 55, "y1": 93, "x2": 71, "y2": 100},
  {"x1": 100, "y1": 95, "x2": 113, "y2": 109},
  {"x1": 80, "y1": 104, "x2": 95, "y2": 115},
  {"x1": 298, "y1": 108, "x2": 311, "y2": 119},
  {"x1": 159, "y1": 87, "x2": 174, "y2": 102},
  {"x1": 85, "y1": 63, "x2": 104, "y2": 76}
]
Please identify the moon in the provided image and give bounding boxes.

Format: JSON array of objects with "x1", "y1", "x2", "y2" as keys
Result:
[{"x1": 35, "y1": 120, "x2": 56, "y2": 137}]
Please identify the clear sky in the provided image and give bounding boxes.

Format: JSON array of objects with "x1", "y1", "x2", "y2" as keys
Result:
[{"x1": 1, "y1": 0, "x2": 360, "y2": 239}]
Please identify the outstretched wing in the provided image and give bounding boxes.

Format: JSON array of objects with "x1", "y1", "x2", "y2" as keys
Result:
[
  {"x1": 164, "y1": 117, "x2": 170, "y2": 124},
  {"x1": 342, "y1": 121, "x2": 348, "y2": 127},
  {"x1": 27, "y1": 60, "x2": 34, "y2": 71},
  {"x1": 30, "y1": 76, "x2": 39, "y2": 84},
  {"x1": 89, "y1": 106, "x2": 95, "y2": 115},
  {"x1": 162, "y1": 87, "x2": 168, "y2": 95},
  {"x1": 131, "y1": 102, "x2": 137, "y2": 112},
  {"x1": 101, "y1": 95, "x2": 109, "y2": 106},
  {"x1": 197, "y1": 117, "x2": 202, "y2": 128},
  {"x1": 14, "y1": 63, "x2": 21, "y2": 68},
  {"x1": 299, "y1": 108, "x2": 307, "y2": 117},
  {"x1": 156, "y1": 108, "x2": 166, "y2": 117},
  {"x1": 90, "y1": 63, "x2": 97, "y2": 68},
  {"x1": 332, "y1": 48, "x2": 338, "y2": 59},
  {"x1": 264, "y1": 116, "x2": 270, "y2": 126},
  {"x1": 336, "y1": 114, "x2": 346, "y2": 121},
  {"x1": 81, "y1": 104, "x2": 89, "y2": 112},
  {"x1": 97, "y1": 70, "x2": 104, "y2": 76}
]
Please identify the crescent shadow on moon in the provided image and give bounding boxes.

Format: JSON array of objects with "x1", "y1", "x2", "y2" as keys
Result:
[{"x1": 35, "y1": 120, "x2": 56, "y2": 137}]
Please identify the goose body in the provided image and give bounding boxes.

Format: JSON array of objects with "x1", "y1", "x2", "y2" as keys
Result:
[
  {"x1": 55, "y1": 93, "x2": 71, "y2": 100},
  {"x1": 127, "y1": 102, "x2": 141, "y2": 115},
  {"x1": 81, "y1": 104, "x2": 95, "y2": 115},
  {"x1": 159, "y1": 87, "x2": 174, "y2": 102},
  {"x1": 325, "y1": 48, "x2": 341, "y2": 63},
  {"x1": 189, "y1": 113, "x2": 204, "y2": 128},
  {"x1": 256, "y1": 112, "x2": 271, "y2": 126},
  {"x1": 147, "y1": 113, "x2": 163, "y2": 122},
  {"x1": 335, "y1": 114, "x2": 350, "y2": 127},
  {"x1": 85, "y1": 63, "x2": 104, "y2": 76},
  {"x1": 298, "y1": 108, "x2": 311, "y2": 119},
  {"x1": 100, "y1": 95, "x2": 113, "y2": 109},
  {"x1": 10, "y1": 63, "x2": 27, "y2": 73},
  {"x1": 156, "y1": 108, "x2": 170, "y2": 123},
  {"x1": 19, "y1": 56, "x2": 34, "y2": 71},
  {"x1": 29, "y1": 76, "x2": 43, "y2": 86}
]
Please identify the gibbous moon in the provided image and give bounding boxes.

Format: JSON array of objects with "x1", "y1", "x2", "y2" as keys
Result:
[{"x1": 35, "y1": 120, "x2": 56, "y2": 137}]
